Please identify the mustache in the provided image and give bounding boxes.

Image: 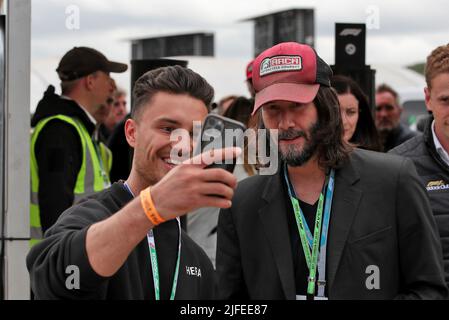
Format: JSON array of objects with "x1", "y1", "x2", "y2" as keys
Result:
[{"x1": 278, "y1": 129, "x2": 307, "y2": 140}]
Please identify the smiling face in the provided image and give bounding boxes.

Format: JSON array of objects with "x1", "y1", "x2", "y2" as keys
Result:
[
  {"x1": 338, "y1": 93, "x2": 360, "y2": 142},
  {"x1": 261, "y1": 100, "x2": 320, "y2": 166},
  {"x1": 425, "y1": 72, "x2": 449, "y2": 148},
  {"x1": 125, "y1": 91, "x2": 208, "y2": 186}
]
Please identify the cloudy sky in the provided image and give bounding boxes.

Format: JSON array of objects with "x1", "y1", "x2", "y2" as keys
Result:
[{"x1": 30, "y1": 0, "x2": 449, "y2": 110}]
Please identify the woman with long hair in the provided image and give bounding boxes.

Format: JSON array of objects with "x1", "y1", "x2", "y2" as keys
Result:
[{"x1": 331, "y1": 75, "x2": 381, "y2": 151}]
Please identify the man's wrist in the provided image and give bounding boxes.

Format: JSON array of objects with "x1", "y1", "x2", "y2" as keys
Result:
[{"x1": 140, "y1": 186, "x2": 166, "y2": 226}]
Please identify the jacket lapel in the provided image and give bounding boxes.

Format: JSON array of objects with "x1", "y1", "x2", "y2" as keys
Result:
[
  {"x1": 258, "y1": 172, "x2": 296, "y2": 300},
  {"x1": 326, "y1": 156, "x2": 362, "y2": 294}
]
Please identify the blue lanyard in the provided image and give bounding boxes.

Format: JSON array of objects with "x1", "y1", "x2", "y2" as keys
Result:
[{"x1": 283, "y1": 164, "x2": 335, "y2": 298}]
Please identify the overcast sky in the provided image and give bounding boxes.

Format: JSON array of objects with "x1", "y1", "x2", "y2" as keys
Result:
[{"x1": 30, "y1": 0, "x2": 449, "y2": 110}]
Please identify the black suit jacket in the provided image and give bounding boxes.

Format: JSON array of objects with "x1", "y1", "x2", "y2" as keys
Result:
[{"x1": 216, "y1": 149, "x2": 448, "y2": 299}]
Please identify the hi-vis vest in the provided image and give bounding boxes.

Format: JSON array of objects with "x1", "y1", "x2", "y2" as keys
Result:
[{"x1": 30, "y1": 115, "x2": 112, "y2": 247}]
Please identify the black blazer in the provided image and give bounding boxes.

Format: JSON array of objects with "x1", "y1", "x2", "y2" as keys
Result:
[{"x1": 216, "y1": 148, "x2": 448, "y2": 299}]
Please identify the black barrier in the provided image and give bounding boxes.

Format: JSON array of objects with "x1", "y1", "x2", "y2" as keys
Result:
[
  {"x1": 331, "y1": 65, "x2": 376, "y2": 112},
  {"x1": 333, "y1": 23, "x2": 376, "y2": 111}
]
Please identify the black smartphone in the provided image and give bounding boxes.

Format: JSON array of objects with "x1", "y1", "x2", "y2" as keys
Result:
[{"x1": 194, "y1": 114, "x2": 246, "y2": 173}]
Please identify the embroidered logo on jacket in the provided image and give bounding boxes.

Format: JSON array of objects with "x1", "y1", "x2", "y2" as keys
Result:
[{"x1": 426, "y1": 180, "x2": 449, "y2": 191}]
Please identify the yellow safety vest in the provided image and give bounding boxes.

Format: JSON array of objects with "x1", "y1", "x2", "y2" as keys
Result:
[{"x1": 30, "y1": 115, "x2": 111, "y2": 247}]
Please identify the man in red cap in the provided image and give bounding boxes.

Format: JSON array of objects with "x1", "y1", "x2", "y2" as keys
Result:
[{"x1": 216, "y1": 42, "x2": 447, "y2": 300}]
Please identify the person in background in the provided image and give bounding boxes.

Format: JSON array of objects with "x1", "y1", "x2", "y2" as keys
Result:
[
  {"x1": 187, "y1": 96, "x2": 257, "y2": 267},
  {"x1": 375, "y1": 83, "x2": 419, "y2": 151},
  {"x1": 390, "y1": 43, "x2": 449, "y2": 288},
  {"x1": 30, "y1": 47, "x2": 127, "y2": 246},
  {"x1": 94, "y1": 78, "x2": 116, "y2": 144},
  {"x1": 92, "y1": 92, "x2": 115, "y2": 180},
  {"x1": 100, "y1": 87, "x2": 127, "y2": 142},
  {"x1": 213, "y1": 95, "x2": 238, "y2": 115},
  {"x1": 331, "y1": 75, "x2": 381, "y2": 151},
  {"x1": 223, "y1": 96, "x2": 258, "y2": 179},
  {"x1": 97, "y1": 96, "x2": 115, "y2": 144}
]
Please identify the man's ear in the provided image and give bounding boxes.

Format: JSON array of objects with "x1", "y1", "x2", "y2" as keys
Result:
[
  {"x1": 85, "y1": 74, "x2": 95, "y2": 91},
  {"x1": 125, "y1": 118, "x2": 137, "y2": 148},
  {"x1": 424, "y1": 87, "x2": 432, "y2": 113}
]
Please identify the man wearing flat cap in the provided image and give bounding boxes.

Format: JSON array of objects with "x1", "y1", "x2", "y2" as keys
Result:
[
  {"x1": 216, "y1": 42, "x2": 448, "y2": 300},
  {"x1": 30, "y1": 47, "x2": 127, "y2": 246}
]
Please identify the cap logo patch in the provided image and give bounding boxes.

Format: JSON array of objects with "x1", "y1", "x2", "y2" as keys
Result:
[{"x1": 260, "y1": 55, "x2": 302, "y2": 76}]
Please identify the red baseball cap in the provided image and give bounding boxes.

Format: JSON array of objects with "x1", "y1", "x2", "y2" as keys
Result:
[
  {"x1": 252, "y1": 42, "x2": 332, "y2": 114},
  {"x1": 246, "y1": 60, "x2": 254, "y2": 80}
]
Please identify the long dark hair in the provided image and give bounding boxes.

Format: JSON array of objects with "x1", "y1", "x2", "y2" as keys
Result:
[
  {"x1": 331, "y1": 75, "x2": 381, "y2": 151},
  {"x1": 223, "y1": 96, "x2": 253, "y2": 126},
  {"x1": 253, "y1": 86, "x2": 353, "y2": 171},
  {"x1": 313, "y1": 86, "x2": 353, "y2": 169}
]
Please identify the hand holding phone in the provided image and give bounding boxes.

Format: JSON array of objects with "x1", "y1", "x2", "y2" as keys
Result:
[{"x1": 194, "y1": 114, "x2": 246, "y2": 173}]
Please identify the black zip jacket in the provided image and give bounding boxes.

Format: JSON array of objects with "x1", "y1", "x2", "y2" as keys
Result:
[
  {"x1": 390, "y1": 118, "x2": 449, "y2": 287},
  {"x1": 31, "y1": 85, "x2": 96, "y2": 232},
  {"x1": 26, "y1": 181, "x2": 215, "y2": 299}
]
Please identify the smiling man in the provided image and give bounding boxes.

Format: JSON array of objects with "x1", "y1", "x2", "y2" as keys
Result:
[
  {"x1": 27, "y1": 66, "x2": 240, "y2": 299},
  {"x1": 390, "y1": 43, "x2": 449, "y2": 288},
  {"x1": 216, "y1": 42, "x2": 447, "y2": 300}
]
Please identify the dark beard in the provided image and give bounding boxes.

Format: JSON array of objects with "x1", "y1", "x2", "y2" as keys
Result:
[{"x1": 278, "y1": 122, "x2": 321, "y2": 167}]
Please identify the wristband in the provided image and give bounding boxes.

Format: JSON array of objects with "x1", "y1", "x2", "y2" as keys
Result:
[{"x1": 140, "y1": 187, "x2": 165, "y2": 226}]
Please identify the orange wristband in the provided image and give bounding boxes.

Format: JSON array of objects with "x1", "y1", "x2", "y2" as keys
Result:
[{"x1": 140, "y1": 187, "x2": 165, "y2": 226}]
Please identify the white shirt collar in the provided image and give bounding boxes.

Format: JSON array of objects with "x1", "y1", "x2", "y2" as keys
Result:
[
  {"x1": 61, "y1": 95, "x2": 97, "y2": 126},
  {"x1": 431, "y1": 120, "x2": 449, "y2": 166}
]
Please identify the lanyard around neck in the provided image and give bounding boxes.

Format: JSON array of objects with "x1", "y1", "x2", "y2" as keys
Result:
[
  {"x1": 123, "y1": 182, "x2": 182, "y2": 300},
  {"x1": 147, "y1": 219, "x2": 181, "y2": 300},
  {"x1": 283, "y1": 164, "x2": 335, "y2": 298}
]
